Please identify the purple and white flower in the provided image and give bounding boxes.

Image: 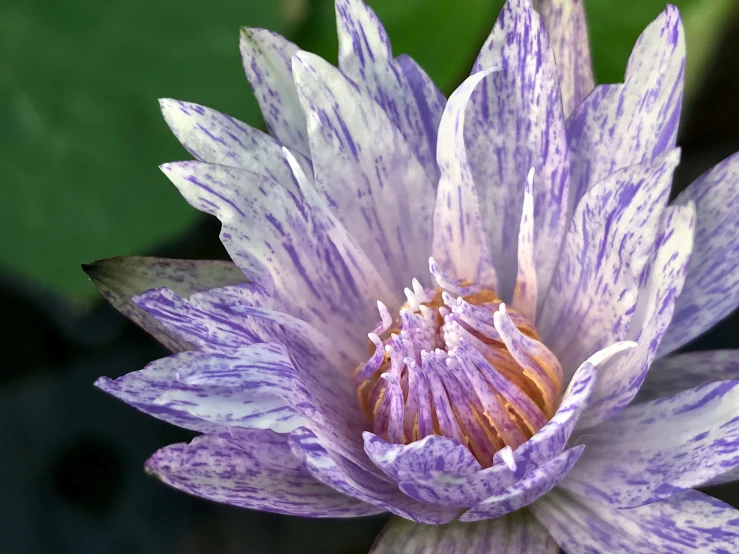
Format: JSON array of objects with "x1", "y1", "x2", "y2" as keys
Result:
[{"x1": 89, "y1": 0, "x2": 739, "y2": 551}]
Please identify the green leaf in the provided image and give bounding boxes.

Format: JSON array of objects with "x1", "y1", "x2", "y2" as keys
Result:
[{"x1": 0, "y1": 0, "x2": 283, "y2": 303}]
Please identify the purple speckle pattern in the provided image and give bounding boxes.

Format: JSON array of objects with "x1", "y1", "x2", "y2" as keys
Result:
[
  {"x1": 565, "y1": 6, "x2": 685, "y2": 220},
  {"x1": 563, "y1": 380, "x2": 739, "y2": 508},
  {"x1": 465, "y1": 0, "x2": 571, "y2": 304},
  {"x1": 335, "y1": 0, "x2": 445, "y2": 187},
  {"x1": 91, "y1": 0, "x2": 739, "y2": 550},
  {"x1": 239, "y1": 28, "x2": 309, "y2": 157},
  {"x1": 658, "y1": 151, "x2": 739, "y2": 355},
  {"x1": 146, "y1": 429, "x2": 382, "y2": 517},
  {"x1": 532, "y1": 0, "x2": 594, "y2": 117},
  {"x1": 532, "y1": 488, "x2": 739, "y2": 553}
]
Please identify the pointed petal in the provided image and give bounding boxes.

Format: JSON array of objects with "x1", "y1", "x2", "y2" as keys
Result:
[
  {"x1": 145, "y1": 430, "x2": 380, "y2": 517},
  {"x1": 83, "y1": 257, "x2": 251, "y2": 352},
  {"x1": 638, "y1": 350, "x2": 739, "y2": 403},
  {"x1": 239, "y1": 28, "x2": 309, "y2": 156},
  {"x1": 159, "y1": 99, "x2": 304, "y2": 196},
  {"x1": 432, "y1": 70, "x2": 498, "y2": 289},
  {"x1": 538, "y1": 151, "x2": 679, "y2": 378},
  {"x1": 160, "y1": 160, "x2": 392, "y2": 346},
  {"x1": 659, "y1": 151, "x2": 739, "y2": 355},
  {"x1": 562, "y1": 380, "x2": 739, "y2": 507},
  {"x1": 467, "y1": 0, "x2": 570, "y2": 302},
  {"x1": 576, "y1": 203, "x2": 695, "y2": 429},
  {"x1": 459, "y1": 446, "x2": 584, "y2": 521},
  {"x1": 370, "y1": 511, "x2": 559, "y2": 554},
  {"x1": 566, "y1": 6, "x2": 685, "y2": 215},
  {"x1": 336, "y1": 0, "x2": 445, "y2": 185},
  {"x1": 532, "y1": 489, "x2": 739, "y2": 554},
  {"x1": 533, "y1": 0, "x2": 594, "y2": 117},
  {"x1": 289, "y1": 427, "x2": 459, "y2": 524},
  {"x1": 291, "y1": 51, "x2": 436, "y2": 291},
  {"x1": 95, "y1": 343, "x2": 309, "y2": 434}
]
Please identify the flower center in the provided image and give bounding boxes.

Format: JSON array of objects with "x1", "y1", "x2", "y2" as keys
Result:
[{"x1": 355, "y1": 267, "x2": 563, "y2": 468}]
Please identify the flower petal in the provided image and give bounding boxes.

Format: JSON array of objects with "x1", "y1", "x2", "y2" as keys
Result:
[
  {"x1": 576, "y1": 203, "x2": 695, "y2": 429},
  {"x1": 363, "y1": 432, "x2": 482, "y2": 482},
  {"x1": 134, "y1": 287, "x2": 267, "y2": 350},
  {"x1": 658, "y1": 151, "x2": 739, "y2": 355},
  {"x1": 638, "y1": 350, "x2": 739, "y2": 403},
  {"x1": 82, "y1": 257, "x2": 252, "y2": 352},
  {"x1": 291, "y1": 51, "x2": 435, "y2": 292},
  {"x1": 370, "y1": 511, "x2": 559, "y2": 554},
  {"x1": 531, "y1": 489, "x2": 739, "y2": 553},
  {"x1": 432, "y1": 70, "x2": 498, "y2": 289},
  {"x1": 459, "y1": 445, "x2": 584, "y2": 521},
  {"x1": 239, "y1": 28, "x2": 309, "y2": 156},
  {"x1": 467, "y1": 0, "x2": 570, "y2": 302},
  {"x1": 566, "y1": 6, "x2": 684, "y2": 216},
  {"x1": 145, "y1": 429, "x2": 381, "y2": 517},
  {"x1": 95, "y1": 343, "x2": 308, "y2": 434},
  {"x1": 160, "y1": 160, "x2": 392, "y2": 346},
  {"x1": 508, "y1": 342, "x2": 633, "y2": 475},
  {"x1": 533, "y1": 0, "x2": 594, "y2": 117},
  {"x1": 562, "y1": 380, "x2": 739, "y2": 508},
  {"x1": 158, "y1": 99, "x2": 305, "y2": 196},
  {"x1": 537, "y1": 151, "x2": 679, "y2": 378},
  {"x1": 335, "y1": 0, "x2": 445, "y2": 185},
  {"x1": 290, "y1": 427, "x2": 459, "y2": 524}
]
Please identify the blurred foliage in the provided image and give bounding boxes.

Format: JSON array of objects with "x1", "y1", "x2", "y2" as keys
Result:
[{"x1": 0, "y1": 0, "x2": 736, "y2": 304}]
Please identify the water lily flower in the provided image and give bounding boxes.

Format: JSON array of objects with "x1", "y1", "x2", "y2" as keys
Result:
[{"x1": 88, "y1": 0, "x2": 739, "y2": 551}]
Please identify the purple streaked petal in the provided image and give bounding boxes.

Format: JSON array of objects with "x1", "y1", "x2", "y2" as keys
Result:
[
  {"x1": 291, "y1": 51, "x2": 436, "y2": 292},
  {"x1": 239, "y1": 28, "x2": 309, "y2": 156},
  {"x1": 134, "y1": 287, "x2": 268, "y2": 351},
  {"x1": 159, "y1": 99, "x2": 305, "y2": 196},
  {"x1": 576, "y1": 203, "x2": 696, "y2": 429},
  {"x1": 432, "y1": 70, "x2": 498, "y2": 290},
  {"x1": 229, "y1": 306, "x2": 374, "y2": 471},
  {"x1": 512, "y1": 169, "x2": 538, "y2": 321},
  {"x1": 531, "y1": 489, "x2": 739, "y2": 553},
  {"x1": 533, "y1": 0, "x2": 594, "y2": 117},
  {"x1": 83, "y1": 257, "x2": 252, "y2": 352},
  {"x1": 335, "y1": 0, "x2": 445, "y2": 185},
  {"x1": 508, "y1": 342, "x2": 633, "y2": 475},
  {"x1": 290, "y1": 427, "x2": 459, "y2": 524},
  {"x1": 659, "y1": 151, "x2": 739, "y2": 355},
  {"x1": 458, "y1": 445, "x2": 585, "y2": 521},
  {"x1": 160, "y1": 160, "x2": 392, "y2": 347},
  {"x1": 370, "y1": 511, "x2": 558, "y2": 554},
  {"x1": 467, "y1": 0, "x2": 570, "y2": 303},
  {"x1": 563, "y1": 380, "x2": 739, "y2": 508},
  {"x1": 363, "y1": 432, "x2": 481, "y2": 483},
  {"x1": 638, "y1": 350, "x2": 739, "y2": 403},
  {"x1": 145, "y1": 429, "x2": 381, "y2": 517},
  {"x1": 537, "y1": 150, "x2": 679, "y2": 379},
  {"x1": 565, "y1": 6, "x2": 685, "y2": 217},
  {"x1": 95, "y1": 343, "x2": 309, "y2": 434}
]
